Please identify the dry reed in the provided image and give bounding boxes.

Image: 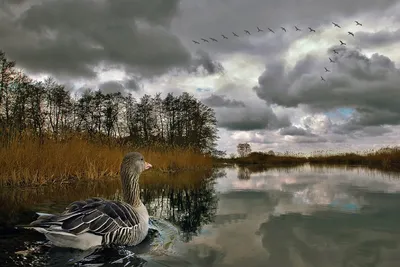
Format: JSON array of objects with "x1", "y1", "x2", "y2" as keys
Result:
[
  {"x1": 308, "y1": 147, "x2": 400, "y2": 169},
  {"x1": 222, "y1": 147, "x2": 400, "y2": 171},
  {"x1": 0, "y1": 134, "x2": 212, "y2": 187}
]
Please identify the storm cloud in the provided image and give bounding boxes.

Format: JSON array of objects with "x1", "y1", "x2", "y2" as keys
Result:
[
  {"x1": 1, "y1": 0, "x2": 400, "y2": 154},
  {"x1": 202, "y1": 94, "x2": 245, "y2": 108},
  {"x1": 0, "y1": 0, "x2": 217, "y2": 79},
  {"x1": 254, "y1": 47, "x2": 400, "y2": 135}
]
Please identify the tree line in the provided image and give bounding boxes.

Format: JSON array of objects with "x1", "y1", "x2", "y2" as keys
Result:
[{"x1": 0, "y1": 50, "x2": 220, "y2": 154}]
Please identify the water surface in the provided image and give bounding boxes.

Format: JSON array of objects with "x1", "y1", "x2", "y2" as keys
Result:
[{"x1": 2, "y1": 165, "x2": 400, "y2": 266}]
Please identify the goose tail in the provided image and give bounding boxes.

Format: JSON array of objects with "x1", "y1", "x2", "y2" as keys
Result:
[{"x1": 24, "y1": 212, "x2": 103, "y2": 250}]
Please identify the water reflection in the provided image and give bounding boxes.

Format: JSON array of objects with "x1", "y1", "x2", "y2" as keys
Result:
[
  {"x1": 0, "y1": 169, "x2": 222, "y2": 266},
  {"x1": 2, "y1": 165, "x2": 400, "y2": 266}
]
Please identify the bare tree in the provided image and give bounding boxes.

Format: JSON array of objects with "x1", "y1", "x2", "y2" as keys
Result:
[
  {"x1": 237, "y1": 143, "x2": 251, "y2": 157},
  {"x1": 0, "y1": 51, "x2": 222, "y2": 154}
]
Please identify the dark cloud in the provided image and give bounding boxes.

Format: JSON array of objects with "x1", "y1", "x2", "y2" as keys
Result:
[
  {"x1": 98, "y1": 81, "x2": 125, "y2": 95},
  {"x1": 202, "y1": 94, "x2": 245, "y2": 108},
  {"x1": 173, "y1": 0, "x2": 398, "y2": 58},
  {"x1": 253, "y1": 47, "x2": 400, "y2": 135},
  {"x1": 123, "y1": 79, "x2": 140, "y2": 91},
  {"x1": 355, "y1": 29, "x2": 400, "y2": 48},
  {"x1": 190, "y1": 50, "x2": 224, "y2": 75},
  {"x1": 0, "y1": 0, "x2": 213, "y2": 79},
  {"x1": 357, "y1": 126, "x2": 392, "y2": 137},
  {"x1": 292, "y1": 136, "x2": 328, "y2": 143},
  {"x1": 217, "y1": 104, "x2": 291, "y2": 131},
  {"x1": 279, "y1": 126, "x2": 315, "y2": 136}
]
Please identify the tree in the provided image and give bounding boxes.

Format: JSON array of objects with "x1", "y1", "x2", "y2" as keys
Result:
[
  {"x1": 0, "y1": 51, "x2": 220, "y2": 152},
  {"x1": 237, "y1": 142, "x2": 251, "y2": 157},
  {"x1": 267, "y1": 150, "x2": 275, "y2": 156}
]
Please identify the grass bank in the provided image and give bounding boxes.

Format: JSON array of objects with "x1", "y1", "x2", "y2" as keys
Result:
[
  {"x1": 217, "y1": 152, "x2": 308, "y2": 166},
  {"x1": 0, "y1": 135, "x2": 212, "y2": 187},
  {"x1": 308, "y1": 148, "x2": 400, "y2": 170},
  {"x1": 219, "y1": 148, "x2": 400, "y2": 171}
]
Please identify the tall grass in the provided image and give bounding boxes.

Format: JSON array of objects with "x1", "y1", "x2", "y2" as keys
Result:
[
  {"x1": 308, "y1": 147, "x2": 400, "y2": 169},
  {"x1": 0, "y1": 134, "x2": 212, "y2": 187},
  {"x1": 219, "y1": 152, "x2": 308, "y2": 166},
  {"x1": 221, "y1": 147, "x2": 400, "y2": 171}
]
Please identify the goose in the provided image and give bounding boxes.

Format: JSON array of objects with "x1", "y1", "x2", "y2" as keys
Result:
[{"x1": 28, "y1": 152, "x2": 152, "y2": 250}]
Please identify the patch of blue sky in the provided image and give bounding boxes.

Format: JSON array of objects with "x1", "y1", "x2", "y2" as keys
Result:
[
  {"x1": 325, "y1": 107, "x2": 355, "y2": 119},
  {"x1": 196, "y1": 87, "x2": 212, "y2": 93}
]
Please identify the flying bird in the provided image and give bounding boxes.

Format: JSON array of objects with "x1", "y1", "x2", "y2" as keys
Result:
[
  {"x1": 201, "y1": 38, "x2": 209, "y2": 43},
  {"x1": 244, "y1": 30, "x2": 251, "y2": 35},
  {"x1": 348, "y1": 31, "x2": 354, "y2": 37},
  {"x1": 232, "y1": 32, "x2": 239, "y2": 37},
  {"x1": 355, "y1": 21, "x2": 362, "y2": 26},
  {"x1": 281, "y1": 27, "x2": 287, "y2": 32},
  {"x1": 257, "y1": 26, "x2": 263, "y2": 32},
  {"x1": 329, "y1": 57, "x2": 335, "y2": 63},
  {"x1": 324, "y1": 67, "x2": 330, "y2": 72},
  {"x1": 321, "y1": 76, "x2": 325, "y2": 81},
  {"x1": 308, "y1": 27, "x2": 316, "y2": 32},
  {"x1": 268, "y1": 28, "x2": 275, "y2": 33},
  {"x1": 210, "y1": 37, "x2": 218, "y2": 42},
  {"x1": 333, "y1": 49, "x2": 339, "y2": 54},
  {"x1": 221, "y1": 34, "x2": 228, "y2": 39},
  {"x1": 340, "y1": 40, "x2": 346, "y2": 45},
  {"x1": 332, "y1": 22, "x2": 341, "y2": 28},
  {"x1": 295, "y1": 26, "x2": 301, "y2": 31},
  {"x1": 192, "y1": 40, "x2": 200, "y2": 44}
]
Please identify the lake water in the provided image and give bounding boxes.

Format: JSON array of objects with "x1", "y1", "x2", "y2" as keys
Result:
[{"x1": 1, "y1": 164, "x2": 400, "y2": 266}]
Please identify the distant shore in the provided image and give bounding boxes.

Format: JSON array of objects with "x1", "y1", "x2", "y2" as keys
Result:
[{"x1": 215, "y1": 148, "x2": 400, "y2": 171}]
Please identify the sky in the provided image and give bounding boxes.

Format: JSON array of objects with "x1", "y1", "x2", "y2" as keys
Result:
[{"x1": 1, "y1": 0, "x2": 400, "y2": 155}]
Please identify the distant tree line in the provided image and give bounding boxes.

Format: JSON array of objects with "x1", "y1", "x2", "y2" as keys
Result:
[{"x1": 0, "y1": 50, "x2": 220, "y2": 154}]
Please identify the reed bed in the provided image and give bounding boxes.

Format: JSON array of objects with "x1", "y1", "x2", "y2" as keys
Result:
[
  {"x1": 0, "y1": 135, "x2": 212, "y2": 187},
  {"x1": 308, "y1": 148, "x2": 400, "y2": 169},
  {"x1": 220, "y1": 152, "x2": 308, "y2": 166},
  {"x1": 221, "y1": 147, "x2": 400, "y2": 171}
]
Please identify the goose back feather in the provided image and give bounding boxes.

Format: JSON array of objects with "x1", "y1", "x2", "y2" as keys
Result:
[{"x1": 28, "y1": 152, "x2": 152, "y2": 250}]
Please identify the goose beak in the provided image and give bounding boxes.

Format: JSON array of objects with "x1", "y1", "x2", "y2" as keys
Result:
[{"x1": 144, "y1": 162, "x2": 152, "y2": 170}]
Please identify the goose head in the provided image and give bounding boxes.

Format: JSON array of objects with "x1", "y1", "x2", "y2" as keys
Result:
[{"x1": 120, "y1": 152, "x2": 152, "y2": 181}]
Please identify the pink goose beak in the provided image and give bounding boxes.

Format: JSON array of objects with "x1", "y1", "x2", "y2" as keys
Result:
[{"x1": 144, "y1": 162, "x2": 152, "y2": 170}]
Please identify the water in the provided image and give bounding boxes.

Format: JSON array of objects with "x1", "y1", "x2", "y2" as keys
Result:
[{"x1": 2, "y1": 165, "x2": 400, "y2": 266}]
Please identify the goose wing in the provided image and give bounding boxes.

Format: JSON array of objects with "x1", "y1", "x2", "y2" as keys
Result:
[{"x1": 50, "y1": 198, "x2": 140, "y2": 236}]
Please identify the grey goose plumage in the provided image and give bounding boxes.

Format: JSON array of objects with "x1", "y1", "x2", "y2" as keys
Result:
[{"x1": 28, "y1": 152, "x2": 152, "y2": 250}]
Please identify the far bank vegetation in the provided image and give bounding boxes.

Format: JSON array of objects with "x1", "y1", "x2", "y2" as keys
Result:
[
  {"x1": 0, "y1": 50, "x2": 221, "y2": 187},
  {"x1": 222, "y1": 142, "x2": 400, "y2": 170}
]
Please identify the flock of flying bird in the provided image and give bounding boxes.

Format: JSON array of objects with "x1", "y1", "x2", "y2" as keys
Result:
[{"x1": 191, "y1": 20, "x2": 363, "y2": 82}]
